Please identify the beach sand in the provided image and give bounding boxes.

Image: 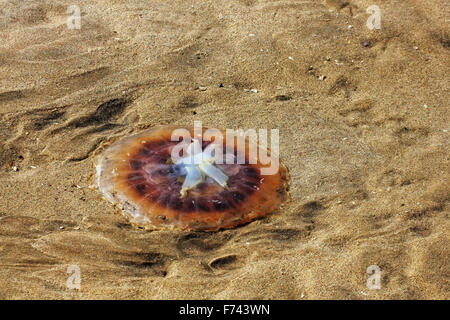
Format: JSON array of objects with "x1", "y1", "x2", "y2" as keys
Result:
[{"x1": 0, "y1": 0, "x2": 448, "y2": 299}]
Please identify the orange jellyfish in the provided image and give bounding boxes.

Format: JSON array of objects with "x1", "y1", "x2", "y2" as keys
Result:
[{"x1": 95, "y1": 125, "x2": 289, "y2": 231}]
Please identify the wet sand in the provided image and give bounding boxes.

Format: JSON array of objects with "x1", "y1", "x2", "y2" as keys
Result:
[{"x1": 0, "y1": 0, "x2": 448, "y2": 299}]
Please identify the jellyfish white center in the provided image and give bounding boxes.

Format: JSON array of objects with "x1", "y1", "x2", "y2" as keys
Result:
[{"x1": 174, "y1": 140, "x2": 228, "y2": 197}]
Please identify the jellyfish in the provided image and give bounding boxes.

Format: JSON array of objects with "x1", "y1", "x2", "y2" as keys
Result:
[{"x1": 95, "y1": 125, "x2": 289, "y2": 231}]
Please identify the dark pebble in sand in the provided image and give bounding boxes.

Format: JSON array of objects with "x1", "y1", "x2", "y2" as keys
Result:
[
  {"x1": 361, "y1": 41, "x2": 372, "y2": 48},
  {"x1": 275, "y1": 95, "x2": 292, "y2": 101}
]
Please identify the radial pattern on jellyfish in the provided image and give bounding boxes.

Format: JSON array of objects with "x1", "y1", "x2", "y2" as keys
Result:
[{"x1": 95, "y1": 125, "x2": 289, "y2": 231}]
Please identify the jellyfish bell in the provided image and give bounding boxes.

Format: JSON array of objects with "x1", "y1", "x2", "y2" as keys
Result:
[{"x1": 95, "y1": 125, "x2": 289, "y2": 231}]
